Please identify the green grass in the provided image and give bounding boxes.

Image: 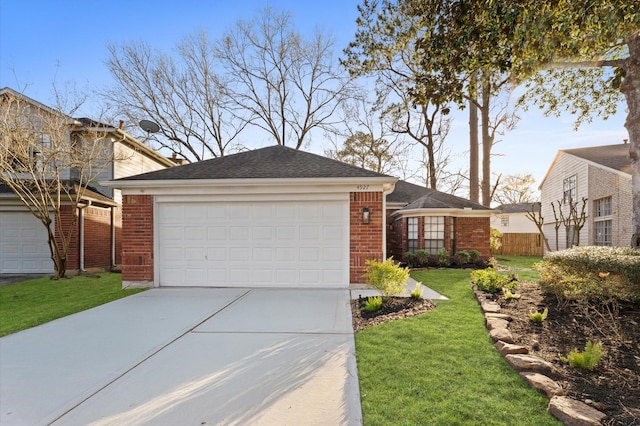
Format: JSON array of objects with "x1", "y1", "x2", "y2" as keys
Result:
[
  {"x1": 355, "y1": 257, "x2": 559, "y2": 425},
  {"x1": 0, "y1": 273, "x2": 145, "y2": 337},
  {"x1": 494, "y1": 255, "x2": 542, "y2": 281}
]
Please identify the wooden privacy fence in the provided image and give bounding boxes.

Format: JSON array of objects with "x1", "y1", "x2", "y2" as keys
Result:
[{"x1": 494, "y1": 233, "x2": 543, "y2": 257}]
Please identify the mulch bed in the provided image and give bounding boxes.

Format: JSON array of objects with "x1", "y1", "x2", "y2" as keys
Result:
[
  {"x1": 351, "y1": 296, "x2": 435, "y2": 332},
  {"x1": 493, "y1": 281, "x2": 640, "y2": 425}
]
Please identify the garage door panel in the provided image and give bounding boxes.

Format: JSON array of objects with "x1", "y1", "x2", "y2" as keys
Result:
[
  {"x1": 1, "y1": 212, "x2": 53, "y2": 273},
  {"x1": 158, "y1": 200, "x2": 348, "y2": 287}
]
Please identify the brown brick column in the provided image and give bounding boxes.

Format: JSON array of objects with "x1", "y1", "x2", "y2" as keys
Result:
[
  {"x1": 121, "y1": 194, "x2": 154, "y2": 287},
  {"x1": 350, "y1": 192, "x2": 384, "y2": 283}
]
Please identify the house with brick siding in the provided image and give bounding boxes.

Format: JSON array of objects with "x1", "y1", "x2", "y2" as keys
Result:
[
  {"x1": 539, "y1": 143, "x2": 632, "y2": 251},
  {"x1": 0, "y1": 88, "x2": 175, "y2": 274},
  {"x1": 106, "y1": 147, "x2": 493, "y2": 289},
  {"x1": 387, "y1": 180, "x2": 493, "y2": 262}
]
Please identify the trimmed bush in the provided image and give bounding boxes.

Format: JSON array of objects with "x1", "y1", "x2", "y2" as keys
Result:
[
  {"x1": 535, "y1": 246, "x2": 640, "y2": 303},
  {"x1": 455, "y1": 250, "x2": 471, "y2": 264},
  {"x1": 403, "y1": 252, "x2": 418, "y2": 268},
  {"x1": 470, "y1": 269, "x2": 514, "y2": 293},
  {"x1": 415, "y1": 249, "x2": 431, "y2": 266},
  {"x1": 364, "y1": 257, "x2": 410, "y2": 298}
]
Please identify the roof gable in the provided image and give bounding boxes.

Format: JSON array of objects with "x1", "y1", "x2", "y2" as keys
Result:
[
  {"x1": 116, "y1": 145, "x2": 394, "y2": 181},
  {"x1": 563, "y1": 144, "x2": 631, "y2": 174},
  {"x1": 387, "y1": 180, "x2": 430, "y2": 204},
  {"x1": 497, "y1": 202, "x2": 540, "y2": 213}
]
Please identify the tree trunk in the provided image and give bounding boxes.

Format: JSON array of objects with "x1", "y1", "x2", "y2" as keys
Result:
[
  {"x1": 469, "y1": 78, "x2": 479, "y2": 203},
  {"x1": 481, "y1": 72, "x2": 492, "y2": 207},
  {"x1": 620, "y1": 32, "x2": 640, "y2": 248}
]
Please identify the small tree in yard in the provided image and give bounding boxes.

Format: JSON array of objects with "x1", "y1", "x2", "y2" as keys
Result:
[
  {"x1": 363, "y1": 258, "x2": 410, "y2": 298},
  {"x1": 0, "y1": 89, "x2": 114, "y2": 279}
]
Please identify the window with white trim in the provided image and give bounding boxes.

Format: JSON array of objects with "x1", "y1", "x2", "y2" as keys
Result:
[
  {"x1": 501, "y1": 215, "x2": 509, "y2": 227},
  {"x1": 424, "y1": 216, "x2": 445, "y2": 254},
  {"x1": 407, "y1": 217, "x2": 418, "y2": 252},
  {"x1": 563, "y1": 175, "x2": 576, "y2": 203},
  {"x1": 594, "y1": 196, "x2": 613, "y2": 246}
]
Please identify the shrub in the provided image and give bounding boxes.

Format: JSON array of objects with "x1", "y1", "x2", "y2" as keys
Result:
[
  {"x1": 361, "y1": 296, "x2": 383, "y2": 312},
  {"x1": 363, "y1": 257, "x2": 410, "y2": 298},
  {"x1": 490, "y1": 228, "x2": 503, "y2": 253},
  {"x1": 415, "y1": 249, "x2": 431, "y2": 267},
  {"x1": 468, "y1": 249, "x2": 481, "y2": 263},
  {"x1": 470, "y1": 269, "x2": 513, "y2": 293},
  {"x1": 437, "y1": 247, "x2": 450, "y2": 266},
  {"x1": 456, "y1": 251, "x2": 471, "y2": 264},
  {"x1": 503, "y1": 288, "x2": 521, "y2": 300},
  {"x1": 403, "y1": 252, "x2": 418, "y2": 268},
  {"x1": 561, "y1": 341, "x2": 604, "y2": 370},
  {"x1": 528, "y1": 307, "x2": 548, "y2": 323},
  {"x1": 410, "y1": 282, "x2": 423, "y2": 300},
  {"x1": 535, "y1": 246, "x2": 640, "y2": 304}
]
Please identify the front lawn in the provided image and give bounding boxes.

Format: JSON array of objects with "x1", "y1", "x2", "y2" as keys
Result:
[
  {"x1": 0, "y1": 273, "x2": 145, "y2": 337},
  {"x1": 355, "y1": 259, "x2": 560, "y2": 425}
]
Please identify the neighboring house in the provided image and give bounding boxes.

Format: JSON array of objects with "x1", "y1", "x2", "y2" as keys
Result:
[
  {"x1": 491, "y1": 203, "x2": 544, "y2": 256},
  {"x1": 106, "y1": 150, "x2": 493, "y2": 289},
  {"x1": 0, "y1": 88, "x2": 175, "y2": 273},
  {"x1": 387, "y1": 180, "x2": 493, "y2": 261},
  {"x1": 491, "y1": 203, "x2": 540, "y2": 234},
  {"x1": 539, "y1": 143, "x2": 632, "y2": 251}
]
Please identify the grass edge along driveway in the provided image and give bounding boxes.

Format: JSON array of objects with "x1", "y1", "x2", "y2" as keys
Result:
[
  {"x1": 0, "y1": 273, "x2": 145, "y2": 337},
  {"x1": 355, "y1": 260, "x2": 560, "y2": 425}
]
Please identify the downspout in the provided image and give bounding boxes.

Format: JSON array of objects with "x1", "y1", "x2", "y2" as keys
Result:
[
  {"x1": 78, "y1": 201, "x2": 92, "y2": 272},
  {"x1": 111, "y1": 206, "x2": 116, "y2": 269},
  {"x1": 382, "y1": 182, "x2": 396, "y2": 260}
]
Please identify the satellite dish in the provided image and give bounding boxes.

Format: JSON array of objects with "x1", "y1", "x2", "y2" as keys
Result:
[{"x1": 139, "y1": 119, "x2": 160, "y2": 134}]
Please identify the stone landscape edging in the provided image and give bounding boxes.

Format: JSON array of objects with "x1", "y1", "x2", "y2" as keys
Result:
[{"x1": 472, "y1": 287, "x2": 609, "y2": 426}]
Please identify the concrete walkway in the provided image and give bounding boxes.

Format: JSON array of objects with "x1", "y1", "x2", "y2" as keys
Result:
[
  {"x1": 0, "y1": 288, "x2": 361, "y2": 425},
  {"x1": 350, "y1": 277, "x2": 448, "y2": 300}
]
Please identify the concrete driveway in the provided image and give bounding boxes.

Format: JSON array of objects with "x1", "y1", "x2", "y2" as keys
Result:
[{"x1": 0, "y1": 288, "x2": 362, "y2": 425}]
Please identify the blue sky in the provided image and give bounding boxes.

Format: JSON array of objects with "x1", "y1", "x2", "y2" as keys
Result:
[{"x1": 0, "y1": 0, "x2": 630, "y2": 192}]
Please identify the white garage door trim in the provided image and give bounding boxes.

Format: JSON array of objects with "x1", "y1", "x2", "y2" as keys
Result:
[
  {"x1": 155, "y1": 196, "x2": 349, "y2": 288},
  {"x1": 0, "y1": 211, "x2": 54, "y2": 273}
]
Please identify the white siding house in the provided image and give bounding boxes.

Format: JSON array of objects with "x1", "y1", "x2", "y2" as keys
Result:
[
  {"x1": 539, "y1": 143, "x2": 632, "y2": 252},
  {"x1": 492, "y1": 203, "x2": 540, "y2": 234}
]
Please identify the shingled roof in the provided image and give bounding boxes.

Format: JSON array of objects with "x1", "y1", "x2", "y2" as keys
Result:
[
  {"x1": 563, "y1": 143, "x2": 631, "y2": 174},
  {"x1": 116, "y1": 145, "x2": 393, "y2": 181},
  {"x1": 401, "y1": 189, "x2": 492, "y2": 211},
  {"x1": 387, "y1": 180, "x2": 430, "y2": 204},
  {"x1": 496, "y1": 202, "x2": 540, "y2": 214}
]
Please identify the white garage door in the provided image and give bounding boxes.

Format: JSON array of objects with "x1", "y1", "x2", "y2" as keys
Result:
[
  {"x1": 0, "y1": 212, "x2": 53, "y2": 273},
  {"x1": 157, "y1": 200, "x2": 349, "y2": 288}
]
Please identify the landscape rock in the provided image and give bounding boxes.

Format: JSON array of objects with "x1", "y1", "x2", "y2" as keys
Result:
[
  {"x1": 548, "y1": 396, "x2": 607, "y2": 425},
  {"x1": 495, "y1": 341, "x2": 528, "y2": 356},
  {"x1": 520, "y1": 372, "x2": 563, "y2": 397},
  {"x1": 481, "y1": 302, "x2": 501, "y2": 313},
  {"x1": 489, "y1": 328, "x2": 514, "y2": 343},
  {"x1": 486, "y1": 318, "x2": 510, "y2": 330},
  {"x1": 505, "y1": 354, "x2": 557, "y2": 376},
  {"x1": 485, "y1": 312, "x2": 512, "y2": 321}
]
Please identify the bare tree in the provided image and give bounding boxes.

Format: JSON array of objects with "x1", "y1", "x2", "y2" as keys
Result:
[
  {"x1": 325, "y1": 93, "x2": 410, "y2": 175},
  {"x1": 550, "y1": 198, "x2": 588, "y2": 250},
  {"x1": 104, "y1": 31, "x2": 248, "y2": 162},
  {"x1": 494, "y1": 173, "x2": 539, "y2": 206},
  {"x1": 214, "y1": 8, "x2": 353, "y2": 149},
  {"x1": 0, "y1": 89, "x2": 116, "y2": 279},
  {"x1": 525, "y1": 202, "x2": 552, "y2": 252}
]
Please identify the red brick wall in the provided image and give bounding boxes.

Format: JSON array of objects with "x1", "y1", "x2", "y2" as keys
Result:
[
  {"x1": 454, "y1": 217, "x2": 491, "y2": 257},
  {"x1": 56, "y1": 205, "x2": 80, "y2": 270},
  {"x1": 350, "y1": 192, "x2": 384, "y2": 283},
  {"x1": 83, "y1": 206, "x2": 112, "y2": 269},
  {"x1": 121, "y1": 194, "x2": 154, "y2": 283}
]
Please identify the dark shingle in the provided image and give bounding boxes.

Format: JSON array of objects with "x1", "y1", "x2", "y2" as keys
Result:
[
  {"x1": 116, "y1": 145, "x2": 393, "y2": 180},
  {"x1": 496, "y1": 202, "x2": 540, "y2": 213},
  {"x1": 387, "y1": 180, "x2": 430, "y2": 204},
  {"x1": 563, "y1": 144, "x2": 631, "y2": 174},
  {"x1": 403, "y1": 190, "x2": 493, "y2": 211}
]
